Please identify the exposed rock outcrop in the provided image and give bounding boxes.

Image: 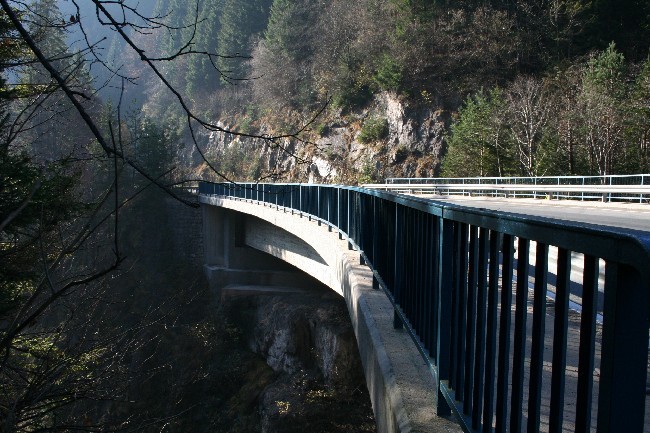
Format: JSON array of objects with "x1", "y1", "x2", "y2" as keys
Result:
[
  {"x1": 221, "y1": 287, "x2": 375, "y2": 433},
  {"x1": 196, "y1": 92, "x2": 448, "y2": 184},
  {"x1": 383, "y1": 92, "x2": 447, "y2": 154},
  {"x1": 224, "y1": 289, "x2": 366, "y2": 389}
]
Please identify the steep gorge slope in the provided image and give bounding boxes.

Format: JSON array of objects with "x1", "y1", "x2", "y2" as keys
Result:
[
  {"x1": 194, "y1": 92, "x2": 449, "y2": 183},
  {"x1": 72, "y1": 0, "x2": 650, "y2": 181}
]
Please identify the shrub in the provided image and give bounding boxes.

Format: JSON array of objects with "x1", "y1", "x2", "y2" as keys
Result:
[
  {"x1": 332, "y1": 80, "x2": 373, "y2": 111},
  {"x1": 358, "y1": 117, "x2": 389, "y2": 143},
  {"x1": 315, "y1": 123, "x2": 329, "y2": 136},
  {"x1": 358, "y1": 159, "x2": 380, "y2": 184},
  {"x1": 373, "y1": 54, "x2": 403, "y2": 92}
]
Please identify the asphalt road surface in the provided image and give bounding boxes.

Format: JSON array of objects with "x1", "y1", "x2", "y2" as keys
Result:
[{"x1": 419, "y1": 195, "x2": 650, "y2": 233}]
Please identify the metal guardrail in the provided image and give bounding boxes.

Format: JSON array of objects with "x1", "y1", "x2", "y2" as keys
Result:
[
  {"x1": 363, "y1": 183, "x2": 650, "y2": 202},
  {"x1": 376, "y1": 174, "x2": 650, "y2": 202},
  {"x1": 199, "y1": 182, "x2": 650, "y2": 433},
  {"x1": 386, "y1": 174, "x2": 650, "y2": 185}
]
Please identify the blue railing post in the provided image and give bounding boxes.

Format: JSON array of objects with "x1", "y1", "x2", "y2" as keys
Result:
[
  {"x1": 347, "y1": 189, "x2": 351, "y2": 240},
  {"x1": 549, "y1": 247, "x2": 571, "y2": 433},
  {"x1": 597, "y1": 264, "x2": 648, "y2": 433},
  {"x1": 338, "y1": 188, "x2": 344, "y2": 237},
  {"x1": 372, "y1": 195, "x2": 379, "y2": 265},
  {"x1": 436, "y1": 217, "x2": 454, "y2": 416},
  {"x1": 528, "y1": 242, "x2": 549, "y2": 433},
  {"x1": 324, "y1": 187, "x2": 330, "y2": 225},
  {"x1": 393, "y1": 204, "x2": 404, "y2": 329}
]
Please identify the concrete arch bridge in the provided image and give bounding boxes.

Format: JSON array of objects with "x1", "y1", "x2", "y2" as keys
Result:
[{"x1": 199, "y1": 182, "x2": 650, "y2": 433}]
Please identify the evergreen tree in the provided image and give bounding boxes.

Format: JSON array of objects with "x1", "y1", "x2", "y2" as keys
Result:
[
  {"x1": 216, "y1": 0, "x2": 272, "y2": 82},
  {"x1": 589, "y1": 0, "x2": 650, "y2": 60},
  {"x1": 264, "y1": 0, "x2": 312, "y2": 61},
  {"x1": 185, "y1": 0, "x2": 224, "y2": 99},
  {"x1": 625, "y1": 58, "x2": 650, "y2": 172},
  {"x1": 18, "y1": 0, "x2": 98, "y2": 164},
  {"x1": 134, "y1": 117, "x2": 179, "y2": 183},
  {"x1": 442, "y1": 89, "x2": 513, "y2": 177}
]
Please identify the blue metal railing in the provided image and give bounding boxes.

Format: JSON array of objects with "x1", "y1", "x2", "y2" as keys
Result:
[{"x1": 199, "y1": 182, "x2": 650, "y2": 433}]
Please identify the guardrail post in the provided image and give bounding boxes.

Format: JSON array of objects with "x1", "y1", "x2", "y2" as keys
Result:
[
  {"x1": 641, "y1": 174, "x2": 645, "y2": 203},
  {"x1": 436, "y1": 217, "x2": 454, "y2": 416},
  {"x1": 372, "y1": 196, "x2": 379, "y2": 265},
  {"x1": 347, "y1": 189, "x2": 351, "y2": 239},
  {"x1": 326, "y1": 187, "x2": 331, "y2": 226},
  {"x1": 597, "y1": 263, "x2": 648, "y2": 433},
  {"x1": 338, "y1": 188, "x2": 343, "y2": 239},
  {"x1": 393, "y1": 204, "x2": 404, "y2": 330}
]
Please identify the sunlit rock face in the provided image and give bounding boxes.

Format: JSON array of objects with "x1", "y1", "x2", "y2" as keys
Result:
[
  {"x1": 221, "y1": 288, "x2": 376, "y2": 433},
  {"x1": 381, "y1": 92, "x2": 448, "y2": 157},
  {"x1": 223, "y1": 289, "x2": 364, "y2": 387},
  {"x1": 193, "y1": 91, "x2": 448, "y2": 184}
]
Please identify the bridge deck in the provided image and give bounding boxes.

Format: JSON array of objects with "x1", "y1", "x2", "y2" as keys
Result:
[{"x1": 414, "y1": 195, "x2": 650, "y2": 232}]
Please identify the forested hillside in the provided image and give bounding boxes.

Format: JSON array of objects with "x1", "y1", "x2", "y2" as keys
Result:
[{"x1": 80, "y1": 0, "x2": 650, "y2": 181}]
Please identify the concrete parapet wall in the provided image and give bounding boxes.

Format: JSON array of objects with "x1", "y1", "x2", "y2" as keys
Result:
[{"x1": 200, "y1": 196, "x2": 461, "y2": 433}]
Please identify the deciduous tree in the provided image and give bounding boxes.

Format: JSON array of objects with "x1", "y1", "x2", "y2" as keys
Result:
[
  {"x1": 505, "y1": 75, "x2": 552, "y2": 176},
  {"x1": 578, "y1": 42, "x2": 627, "y2": 175}
]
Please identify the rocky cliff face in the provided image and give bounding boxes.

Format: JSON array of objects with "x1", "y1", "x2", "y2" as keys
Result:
[
  {"x1": 381, "y1": 93, "x2": 448, "y2": 169},
  {"x1": 222, "y1": 288, "x2": 375, "y2": 433},
  {"x1": 319, "y1": 93, "x2": 449, "y2": 182},
  {"x1": 196, "y1": 92, "x2": 448, "y2": 184},
  {"x1": 249, "y1": 293, "x2": 364, "y2": 388}
]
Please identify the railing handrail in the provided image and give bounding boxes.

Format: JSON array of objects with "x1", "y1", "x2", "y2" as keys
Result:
[
  {"x1": 364, "y1": 183, "x2": 650, "y2": 193},
  {"x1": 385, "y1": 174, "x2": 650, "y2": 184},
  {"x1": 363, "y1": 185, "x2": 649, "y2": 269},
  {"x1": 366, "y1": 177, "x2": 650, "y2": 202},
  {"x1": 199, "y1": 181, "x2": 650, "y2": 433}
]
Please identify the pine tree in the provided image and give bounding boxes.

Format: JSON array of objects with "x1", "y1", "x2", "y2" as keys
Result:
[
  {"x1": 625, "y1": 58, "x2": 650, "y2": 172},
  {"x1": 442, "y1": 89, "x2": 513, "y2": 177},
  {"x1": 185, "y1": 0, "x2": 224, "y2": 98},
  {"x1": 20, "y1": 0, "x2": 83, "y2": 162},
  {"x1": 216, "y1": 0, "x2": 272, "y2": 82}
]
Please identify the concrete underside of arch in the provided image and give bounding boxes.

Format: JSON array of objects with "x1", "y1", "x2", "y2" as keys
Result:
[{"x1": 201, "y1": 196, "x2": 461, "y2": 433}]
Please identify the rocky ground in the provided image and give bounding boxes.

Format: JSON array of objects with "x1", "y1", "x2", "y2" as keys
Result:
[{"x1": 212, "y1": 286, "x2": 377, "y2": 433}]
